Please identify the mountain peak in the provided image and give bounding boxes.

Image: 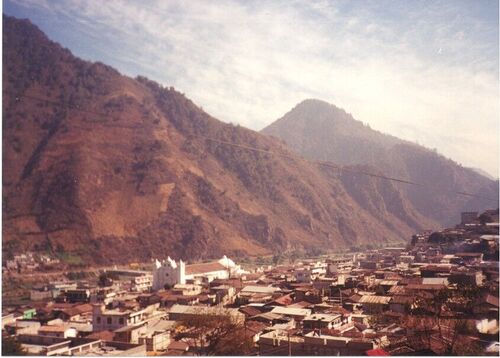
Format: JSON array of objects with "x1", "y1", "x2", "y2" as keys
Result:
[
  {"x1": 290, "y1": 98, "x2": 349, "y2": 119},
  {"x1": 261, "y1": 101, "x2": 498, "y2": 226}
]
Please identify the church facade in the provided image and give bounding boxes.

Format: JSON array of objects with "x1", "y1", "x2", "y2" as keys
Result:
[{"x1": 152, "y1": 255, "x2": 244, "y2": 291}]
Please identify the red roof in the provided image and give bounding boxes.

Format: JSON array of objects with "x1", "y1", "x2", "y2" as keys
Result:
[
  {"x1": 168, "y1": 340, "x2": 189, "y2": 351},
  {"x1": 366, "y1": 348, "x2": 390, "y2": 356},
  {"x1": 271, "y1": 293, "x2": 293, "y2": 306},
  {"x1": 87, "y1": 330, "x2": 116, "y2": 341},
  {"x1": 239, "y1": 306, "x2": 262, "y2": 317},
  {"x1": 185, "y1": 262, "x2": 226, "y2": 275},
  {"x1": 485, "y1": 294, "x2": 499, "y2": 307}
]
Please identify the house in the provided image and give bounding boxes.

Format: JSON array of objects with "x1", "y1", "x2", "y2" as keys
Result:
[
  {"x1": 461, "y1": 212, "x2": 478, "y2": 225},
  {"x1": 303, "y1": 314, "x2": 343, "y2": 330},
  {"x1": 389, "y1": 295, "x2": 416, "y2": 314},
  {"x1": 18, "y1": 335, "x2": 146, "y2": 356},
  {"x1": 55, "y1": 303, "x2": 93, "y2": 322},
  {"x1": 259, "y1": 330, "x2": 380, "y2": 356},
  {"x1": 239, "y1": 305, "x2": 262, "y2": 318},
  {"x1": 172, "y1": 284, "x2": 202, "y2": 296},
  {"x1": 454, "y1": 252, "x2": 483, "y2": 264},
  {"x1": 358, "y1": 295, "x2": 391, "y2": 314},
  {"x1": 294, "y1": 268, "x2": 312, "y2": 283},
  {"x1": 472, "y1": 294, "x2": 499, "y2": 318},
  {"x1": 1, "y1": 313, "x2": 18, "y2": 329},
  {"x1": 92, "y1": 303, "x2": 160, "y2": 332},
  {"x1": 238, "y1": 285, "x2": 282, "y2": 304},
  {"x1": 131, "y1": 274, "x2": 153, "y2": 292},
  {"x1": 249, "y1": 312, "x2": 289, "y2": 325},
  {"x1": 326, "y1": 257, "x2": 353, "y2": 275},
  {"x1": 38, "y1": 325, "x2": 77, "y2": 339},
  {"x1": 270, "y1": 306, "x2": 311, "y2": 321},
  {"x1": 245, "y1": 321, "x2": 268, "y2": 343},
  {"x1": 419, "y1": 265, "x2": 453, "y2": 278},
  {"x1": 167, "y1": 304, "x2": 244, "y2": 324},
  {"x1": 449, "y1": 269, "x2": 483, "y2": 286},
  {"x1": 360, "y1": 261, "x2": 379, "y2": 270},
  {"x1": 61, "y1": 289, "x2": 91, "y2": 303},
  {"x1": 137, "y1": 319, "x2": 174, "y2": 351},
  {"x1": 139, "y1": 330, "x2": 170, "y2": 352},
  {"x1": 210, "y1": 285, "x2": 236, "y2": 305},
  {"x1": 114, "y1": 322, "x2": 147, "y2": 344},
  {"x1": 30, "y1": 287, "x2": 53, "y2": 301},
  {"x1": 4, "y1": 320, "x2": 41, "y2": 335},
  {"x1": 267, "y1": 293, "x2": 293, "y2": 307}
]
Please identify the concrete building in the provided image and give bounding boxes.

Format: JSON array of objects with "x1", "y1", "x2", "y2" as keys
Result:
[
  {"x1": 91, "y1": 304, "x2": 160, "y2": 332},
  {"x1": 461, "y1": 212, "x2": 478, "y2": 225},
  {"x1": 303, "y1": 314, "x2": 343, "y2": 330},
  {"x1": 168, "y1": 304, "x2": 245, "y2": 324},
  {"x1": 37, "y1": 325, "x2": 77, "y2": 339}
]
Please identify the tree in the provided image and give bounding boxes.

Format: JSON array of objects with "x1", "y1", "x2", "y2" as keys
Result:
[
  {"x1": 403, "y1": 286, "x2": 485, "y2": 355},
  {"x1": 272, "y1": 254, "x2": 282, "y2": 266},
  {"x1": 2, "y1": 335, "x2": 27, "y2": 355},
  {"x1": 479, "y1": 212, "x2": 492, "y2": 225},
  {"x1": 175, "y1": 307, "x2": 253, "y2": 355}
]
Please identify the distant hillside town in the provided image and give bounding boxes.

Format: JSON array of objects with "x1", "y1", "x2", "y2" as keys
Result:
[{"x1": 2, "y1": 208, "x2": 498, "y2": 355}]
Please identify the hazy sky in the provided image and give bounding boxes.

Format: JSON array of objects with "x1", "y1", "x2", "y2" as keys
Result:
[{"x1": 4, "y1": 0, "x2": 499, "y2": 177}]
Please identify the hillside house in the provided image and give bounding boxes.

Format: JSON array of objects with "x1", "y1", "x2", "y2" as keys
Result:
[
  {"x1": 38, "y1": 325, "x2": 77, "y2": 339},
  {"x1": 303, "y1": 313, "x2": 343, "y2": 330}
]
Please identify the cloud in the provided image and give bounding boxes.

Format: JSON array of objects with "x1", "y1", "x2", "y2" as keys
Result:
[{"x1": 5, "y1": 0, "x2": 499, "y2": 177}]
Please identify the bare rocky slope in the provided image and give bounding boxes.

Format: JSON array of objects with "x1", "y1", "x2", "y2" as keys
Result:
[
  {"x1": 262, "y1": 99, "x2": 499, "y2": 227},
  {"x1": 4, "y1": 16, "x2": 438, "y2": 264}
]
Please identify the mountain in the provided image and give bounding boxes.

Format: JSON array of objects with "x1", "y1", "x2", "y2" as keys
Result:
[
  {"x1": 2, "y1": 16, "x2": 436, "y2": 264},
  {"x1": 469, "y1": 167, "x2": 497, "y2": 181},
  {"x1": 262, "y1": 99, "x2": 499, "y2": 226}
]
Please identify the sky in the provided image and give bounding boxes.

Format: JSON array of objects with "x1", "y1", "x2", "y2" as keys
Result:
[{"x1": 3, "y1": 0, "x2": 499, "y2": 178}]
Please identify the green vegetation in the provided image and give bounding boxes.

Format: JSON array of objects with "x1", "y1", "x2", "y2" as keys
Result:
[
  {"x1": 2, "y1": 278, "x2": 32, "y2": 306},
  {"x1": 57, "y1": 252, "x2": 84, "y2": 266},
  {"x1": 65, "y1": 271, "x2": 88, "y2": 281}
]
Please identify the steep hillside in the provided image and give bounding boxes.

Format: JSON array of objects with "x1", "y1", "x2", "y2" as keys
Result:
[
  {"x1": 262, "y1": 99, "x2": 499, "y2": 226},
  {"x1": 3, "y1": 16, "x2": 436, "y2": 264}
]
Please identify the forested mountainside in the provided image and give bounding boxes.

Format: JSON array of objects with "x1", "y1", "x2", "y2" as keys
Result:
[{"x1": 4, "y1": 16, "x2": 438, "y2": 264}]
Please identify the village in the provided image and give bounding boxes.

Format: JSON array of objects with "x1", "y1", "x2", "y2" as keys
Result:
[{"x1": 2, "y1": 209, "x2": 499, "y2": 356}]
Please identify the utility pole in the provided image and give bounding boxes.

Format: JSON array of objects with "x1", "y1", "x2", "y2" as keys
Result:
[{"x1": 288, "y1": 330, "x2": 291, "y2": 356}]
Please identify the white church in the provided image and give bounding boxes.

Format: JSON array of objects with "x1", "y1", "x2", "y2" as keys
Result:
[{"x1": 152, "y1": 255, "x2": 245, "y2": 291}]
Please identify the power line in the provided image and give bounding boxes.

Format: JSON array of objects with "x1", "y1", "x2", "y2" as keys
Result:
[
  {"x1": 4, "y1": 90, "x2": 498, "y2": 203},
  {"x1": 195, "y1": 135, "x2": 497, "y2": 202},
  {"x1": 5, "y1": 90, "x2": 118, "y2": 119}
]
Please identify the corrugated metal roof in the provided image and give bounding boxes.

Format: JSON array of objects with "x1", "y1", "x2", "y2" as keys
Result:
[
  {"x1": 241, "y1": 285, "x2": 280, "y2": 294},
  {"x1": 185, "y1": 262, "x2": 227, "y2": 275},
  {"x1": 270, "y1": 306, "x2": 311, "y2": 317},
  {"x1": 379, "y1": 280, "x2": 399, "y2": 286},
  {"x1": 359, "y1": 295, "x2": 391, "y2": 305},
  {"x1": 422, "y1": 277, "x2": 448, "y2": 285},
  {"x1": 303, "y1": 313, "x2": 341, "y2": 322}
]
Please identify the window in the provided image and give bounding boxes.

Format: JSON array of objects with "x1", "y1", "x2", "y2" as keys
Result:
[
  {"x1": 107, "y1": 317, "x2": 112, "y2": 325},
  {"x1": 96, "y1": 316, "x2": 101, "y2": 324},
  {"x1": 119, "y1": 318, "x2": 124, "y2": 325}
]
